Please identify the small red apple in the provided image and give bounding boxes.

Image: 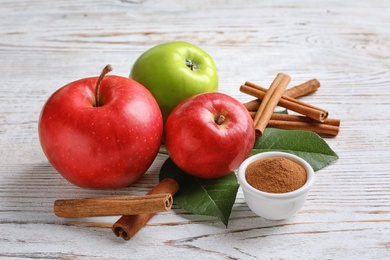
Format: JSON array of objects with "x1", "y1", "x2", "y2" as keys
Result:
[
  {"x1": 164, "y1": 92, "x2": 255, "y2": 179},
  {"x1": 38, "y1": 65, "x2": 163, "y2": 189}
]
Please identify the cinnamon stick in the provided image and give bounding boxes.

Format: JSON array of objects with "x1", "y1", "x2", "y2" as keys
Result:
[
  {"x1": 252, "y1": 73, "x2": 291, "y2": 137},
  {"x1": 243, "y1": 99, "x2": 261, "y2": 112},
  {"x1": 270, "y1": 113, "x2": 340, "y2": 126},
  {"x1": 243, "y1": 79, "x2": 321, "y2": 111},
  {"x1": 285, "y1": 78, "x2": 320, "y2": 98},
  {"x1": 54, "y1": 193, "x2": 173, "y2": 218},
  {"x1": 265, "y1": 113, "x2": 340, "y2": 136},
  {"x1": 112, "y1": 178, "x2": 180, "y2": 240},
  {"x1": 241, "y1": 81, "x2": 328, "y2": 122}
]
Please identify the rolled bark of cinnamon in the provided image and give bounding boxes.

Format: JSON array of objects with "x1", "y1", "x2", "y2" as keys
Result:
[
  {"x1": 268, "y1": 113, "x2": 340, "y2": 136},
  {"x1": 54, "y1": 194, "x2": 173, "y2": 218},
  {"x1": 112, "y1": 178, "x2": 180, "y2": 240},
  {"x1": 243, "y1": 78, "x2": 321, "y2": 111},
  {"x1": 241, "y1": 81, "x2": 328, "y2": 122},
  {"x1": 252, "y1": 73, "x2": 291, "y2": 137},
  {"x1": 243, "y1": 99, "x2": 262, "y2": 112},
  {"x1": 247, "y1": 112, "x2": 340, "y2": 136},
  {"x1": 284, "y1": 78, "x2": 320, "y2": 98}
]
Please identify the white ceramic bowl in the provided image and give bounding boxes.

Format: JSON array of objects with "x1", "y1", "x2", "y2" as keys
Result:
[{"x1": 237, "y1": 152, "x2": 315, "y2": 220}]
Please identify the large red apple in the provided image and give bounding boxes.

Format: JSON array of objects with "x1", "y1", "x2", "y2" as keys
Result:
[
  {"x1": 38, "y1": 65, "x2": 163, "y2": 189},
  {"x1": 164, "y1": 92, "x2": 255, "y2": 179}
]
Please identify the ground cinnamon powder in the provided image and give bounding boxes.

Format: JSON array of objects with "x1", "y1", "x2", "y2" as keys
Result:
[{"x1": 245, "y1": 157, "x2": 307, "y2": 193}]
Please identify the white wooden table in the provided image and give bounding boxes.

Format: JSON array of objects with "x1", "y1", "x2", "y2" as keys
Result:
[{"x1": 1, "y1": 0, "x2": 389, "y2": 259}]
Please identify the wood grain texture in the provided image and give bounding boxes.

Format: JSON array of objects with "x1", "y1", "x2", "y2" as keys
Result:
[{"x1": 1, "y1": 0, "x2": 389, "y2": 259}]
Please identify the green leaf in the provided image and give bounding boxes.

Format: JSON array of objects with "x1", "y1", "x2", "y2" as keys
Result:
[
  {"x1": 159, "y1": 158, "x2": 239, "y2": 227},
  {"x1": 251, "y1": 128, "x2": 338, "y2": 171}
]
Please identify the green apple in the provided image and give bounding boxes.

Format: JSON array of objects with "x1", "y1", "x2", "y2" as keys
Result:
[{"x1": 130, "y1": 41, "x2": 218, "y2": 120}]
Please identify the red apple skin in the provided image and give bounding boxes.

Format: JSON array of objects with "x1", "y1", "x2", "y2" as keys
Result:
[
  {"x1": 38, "y1": 75, "x2": 163, "y2": 189},
  {"x1": 164, "y1": 92, "x2": 255, "y2": 179}
]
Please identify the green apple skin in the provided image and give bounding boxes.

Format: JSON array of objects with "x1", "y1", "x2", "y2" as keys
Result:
[{"x1": 130, "y1": 42, "x2": 218, "y2": 120}]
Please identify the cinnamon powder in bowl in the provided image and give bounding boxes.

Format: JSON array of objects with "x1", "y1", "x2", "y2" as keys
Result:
[
  {"x1": 237, "y1": 152, "x2": 315, "y2": 220},
  {"x1": 245, "y1": 157, "x2": 307, "y2": 193}
]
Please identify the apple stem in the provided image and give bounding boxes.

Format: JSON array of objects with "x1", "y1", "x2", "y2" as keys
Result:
[
  {"x1": 95, "y1": 64, "x2": 113, "y2": 107},
  {"x1": 185, "y1": 59, "x2": 197, "y2": 71},
  {"x1": 215, "y1": 114, "x2": 225, "y2": 125}
]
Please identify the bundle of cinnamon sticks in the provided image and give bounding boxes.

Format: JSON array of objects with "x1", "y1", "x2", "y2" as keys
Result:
[
  {"x1": 54, "y1": 178, "x2": 180, "y2": 241},
  {"x1": 240, "y1": 74, "x2": 340, "y2": 137}
]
